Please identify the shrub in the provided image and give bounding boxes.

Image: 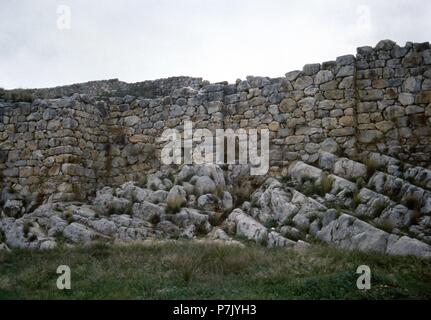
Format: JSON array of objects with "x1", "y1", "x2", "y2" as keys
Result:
[
  {"x1": 281, "y1": 175, "x2": 298, "y2": 188},
  {"x1": 319, "y1": 173, "x2": 334, "y2": 196},
  {"x1": 364, "y1": 159, "x2": 380, "y2": 180},
  {"x1": 398, "y1": 161, "x2": 406, "y2": 173},
  {"x1": 64, "y1": 209, "x2": 74, "y2": 223},
  {"x1": 299, "y1": 174, "x2": 333, "y2": 197},
  {"x1": 106, "y1": 205, "x2": 116, "y2": 217},
  {"x1": 250, "y1": 198, "x2": 260, "y2": 208},
  {"x1": 410, "y1": 210, "x2": 421, "y2": 226},
  {"x1": 230, "y1": 182, "x2": 254, "y2": 207},
  {"x1": 166, "y1": 196, "x2": 184, "y2": 214},
  {"x1": 352, "y1": 191, "x2": 361, "y2": 208},
  {"x1": 282, "y1": 216, "x2": 294, "y2": 227},
  {"x1": 264, "y1": 218, "x2": 278, "y2": 229},
  {"x1": 307, "y1": 211, "x2": 320, "y2": 223},
  {"x1": 23, "y1": 222, "x2": 32, "y2": 237},
  {"x1": 3, "y1": 89, "x2": 35, "y2": 103},
  {"x1": 213, "y1": 185, "x2": 225, "y2": 198},
  {"x1": 405, "y1": 195, "x2": 421, "y2": 211},
  {"x1": 137, "y1": 175, "x2": 148, "y2": 188},
  {"x1": 373, "y1": 202, "x2": 389, "y2": 217},
  {"x1": 355, "y1": 177, "x2": 366, "y2": 189},
  {"x1": 124, "y1": 202, "x2": 134, "y2": 215},
  {"x1": 376, "y1": 219, "x2": 395, "y2": 233}
]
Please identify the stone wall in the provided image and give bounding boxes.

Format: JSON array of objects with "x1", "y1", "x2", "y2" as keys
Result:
[
  {"x1": 1, "y1": 40, "x2": 430, "y2": 203},
  {"x1": 29, "y1": 77, "x2": 205, "y2": 100},
  {"x1": 355, "y1": 41, "x2": 431, "y2": 163}
]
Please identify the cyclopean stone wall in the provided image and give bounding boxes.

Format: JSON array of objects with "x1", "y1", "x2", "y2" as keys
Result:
[
  {"x1": 1, "y1": 40, "x2": 430, "y2": 204},
  {"x1": 355, "y1": 41, "x2": 431, "y2": 163}
]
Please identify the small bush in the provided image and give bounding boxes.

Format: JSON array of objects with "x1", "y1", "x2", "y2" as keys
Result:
[
  {"x1": 281, "y1": 175, "x2": 298, "y2": 188},
  {"x1": 376, "y1": 219, "x2": 395, "y2": 233},
  {"x1": 230, "y1": 182, "x2": 255, "y2": 207},
  {"x1": 319, "y1": 173, "x2": 334, "y2": 196},
  {"x1": 282, "y1": 216, "x2": 294, "y2": 227},
  {"x1": 23, "y1": 222, "x2": 32, "y2": 237},
  {"x1": 410, "y1": 210, "x2": 421, "y2": 226},
  {"x1": 213, "y1": 185, "x2": 225, "y2": 198},
  {"x1": 405, "y1": 196, "x2": 421, "y2": 211},
  {"x1": 64, "y1": 209, "x2": 74, "y2": 223},
  {"x1": 307, "y1": 211, "x2": 320, "y2": 223},
  {"x1": 166, "y1": 172, "x2": 175, "y2": 183},
  {"x1": 264, "y1": 218, "x2": 278, "y2": 229},
  {"x1": 355, "y1": 177, "x2": 366, "y2": 189},
  {"x1": 3, "y1": 89, "x2": 35, "y2": 103},
  {"x1": 374, "y1": 202, "x2": 389, "y2": 217},
  {"x1": 250, "y1": 198, "x2": 260, "y2": 208},
  {"x1": 124, "y1": 202, "x2": 134, "y2": 215},
  {"x1": 166, "y1": 196, "x2": 184, "y2": 214},
  {"x1": 352, "y1": 191, "x2": 361, "y2": 208},
  {"x1": 137, "y1": 175, "x2": 148, "y2": 188},
  {"x1": 299, "y1": 174, "x2": 333, "y2": 197},
  {"x1": 364, "y1": 159, "x2": 380, "y2": 180}
]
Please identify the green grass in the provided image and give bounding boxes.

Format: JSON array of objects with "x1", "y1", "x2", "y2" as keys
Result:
[{"x1": 0, "y1": 242, "x2": 430, "y2": 300}]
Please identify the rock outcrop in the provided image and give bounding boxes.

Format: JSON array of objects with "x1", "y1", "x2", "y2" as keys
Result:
[{"x1": 1, "y1": 39, "x2": 431, "y2": 258}]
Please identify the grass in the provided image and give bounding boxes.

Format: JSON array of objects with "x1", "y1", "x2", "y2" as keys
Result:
[
  {"x1": 318, "y1": 173, "x2": 334, "y2": 197},
  {"x1": 296, "y1": 174, "x2": 333, "y2": 198},
  {"x1": 0, "y1": 89, "x2": 35, "y2": 103},
  {"x1": 166, "y1": 196, "x2": 185, "y2": 214},
  {"x1": 404, "y1": 195, "x2": 421, "y2": 211},
  {"x1": 352, "y1": 191, "x2": 362, "y2": 208},
  {"x1": 0, "y1": 242, "x2": 430, "y2": 300},
  {"x1": 230, "y1": 182, "x2": 255, "y2": 207},
  {"x1": 364, "y1": 159, "x2": 381, "y2": 180}
]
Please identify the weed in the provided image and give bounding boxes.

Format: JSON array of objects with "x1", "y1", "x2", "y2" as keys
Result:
[
  {"x1": 64, "y1": 209, "x2": 74, "y2": 223},
  {"x1": 405, "y1": 195, "x2": 421, "y2": 211},
  {"x1": 373, "y1": 202, "x2": 389, "y2": 217},
  {"x1": 230, "y1": 182, "x2": 255, "y2": 207},
  {"x1": 264, "y1": 218, "x2": 278, "y2": 229},
  {"x1": 166, "y1": 196, "x2": 185, "y2": 214},
  {"x1": 23, "y1": 222, "x2": 32, "y2": 237},
  {"x1": 364, "y1": 159, "x2": 381, "y2": 180},
  {"x1": 352, "y1": 191, "x2": 361, "y2": 208}
]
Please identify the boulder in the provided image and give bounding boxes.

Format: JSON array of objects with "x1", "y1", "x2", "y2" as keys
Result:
[
  {"x1": 333, "y1": 158, "x2": 367, "y2": 180},
  {"x1": 132, "y1": 202, "x2": 164, "y2": 223},
  {"x1": 171, "y1": 208, "x2": 212, "y2": 233},
  {"x1": 227, "y1": 209, "x2": 268, "y2": 244},
  {"x1": 192, "y1": 176, "x2": 217, "y2": 196},
  {"x1": 3, "y1": 200, "x2": 24, "y2": 218},
  {"x1": 63, "y1": 223, "x2": 96, "y2": 243},
  {"x1": 166, "y1": 185, "x2": 187, "y2": 207}
]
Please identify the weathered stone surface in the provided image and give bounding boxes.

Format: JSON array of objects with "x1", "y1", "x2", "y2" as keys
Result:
[
  {"x1": 63, "y1": 223, "x2": 96, "y2": 243},
  {"x1": 315, "y1": 70, "x2": 334, "y2": 85},
  {"x1": 333, "y1": 158, "x2": 367, "y2": 180},
  {"x1": 1, "y1": 40, "x2": 431, "y2": 257}
]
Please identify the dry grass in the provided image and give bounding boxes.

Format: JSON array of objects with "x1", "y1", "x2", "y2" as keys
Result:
[
  {"x1": 1, "y1": 89, "x2": 35, "y2": 103},
  {"x1": 166, "y1": 195, "x2": 185, "y2": 214},
  {"x1": 364, "y1": 159, "x2": 381, "y2": 180},
  {"x1": 404, "y1": 195, "x2": 422, "y2": 211},
  {"x1": 230, "y1": 181, "x2": 255, "y2": 207}
]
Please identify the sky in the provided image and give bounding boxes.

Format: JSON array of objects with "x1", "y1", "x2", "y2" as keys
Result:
[{"x1": 1, "y1": 0, "x2": 430, "y2": 89}]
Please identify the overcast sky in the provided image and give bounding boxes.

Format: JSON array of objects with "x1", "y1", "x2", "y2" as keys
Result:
[{"x1": 1, "y1": 0, "x2": 430, "y2": 89}]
